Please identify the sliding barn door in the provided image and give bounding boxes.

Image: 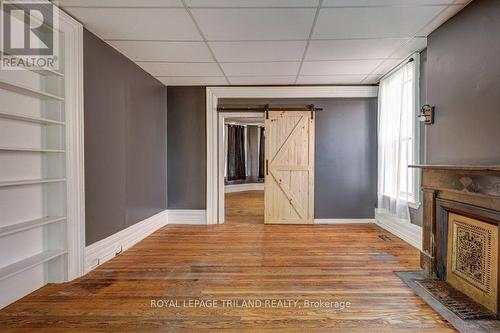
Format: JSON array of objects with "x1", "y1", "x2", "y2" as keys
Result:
[{"x1": 264, "y1": 111, "x2": 314, "y2": 224}]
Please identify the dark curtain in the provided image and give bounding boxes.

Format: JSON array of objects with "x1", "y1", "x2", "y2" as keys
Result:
[
  {"x1": 227, "y1": 125, "x2": 246, "y2": 181},
  {"x1": 258, "y1": 127, "x2": 265, "y2": 179}
]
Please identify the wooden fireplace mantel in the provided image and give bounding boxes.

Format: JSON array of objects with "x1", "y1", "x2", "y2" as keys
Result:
[
  {"x1": 411, "y1": 164, "x2": 500, "y2": 172},
  {"x1": 410, "y1": 164, "x2": 500, "y2": 276}
]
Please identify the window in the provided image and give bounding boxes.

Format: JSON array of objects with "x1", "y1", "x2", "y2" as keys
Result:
[{"x1": 377, "y1": 55, "x2": 420, "y2": 220}]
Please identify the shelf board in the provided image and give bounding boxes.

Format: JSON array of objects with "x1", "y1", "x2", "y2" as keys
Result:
[
  {"x1": 0, "y1": 111, "x2": 64, "y2": 125},
  {"x1": 0, "y1": 178, "x2": 66, "y2": 187},
  {"x1": 0, "y1": 216, "x2": 65, "y2": 237},
  {"x1": 29, "y1": 67, "x2": 64, "y2": 78},
  {"x1": 0, "y1": 52, "x2": 64, "y2": 77},
  {"x1": 0, "y1": 79, "x2": 64, "y2": 101},
  {"x1": 0, "y1": 249, "x2": 67, "y2": 281},
  {"x1": 0, "y1": 146, "x2": 65, "y2": 153}
]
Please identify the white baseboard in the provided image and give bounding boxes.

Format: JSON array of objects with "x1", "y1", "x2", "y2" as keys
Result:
[
  {"x1": 85, "y1": 210, "x2": 167, "y2": 273},
  {"x1": 167, "y1": 209, "x2": 206, "y2": 225},
  {"x1": 225, "y1": 183, "x2": 264, "y2": 193},
  {"x1": 375, "y1": 209, "x2": 422, "y2": 251},
  {"x1": 314, "y1": 218, "x2": 375, "y2": 224}
]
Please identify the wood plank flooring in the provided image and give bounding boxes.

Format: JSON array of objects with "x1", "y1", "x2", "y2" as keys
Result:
[
  {"x1": 0, "y1": 191, "x2": 455, "y2": 332},
  {"x1": 225, "y1": 191, "x2": 264, "y2": 224}
]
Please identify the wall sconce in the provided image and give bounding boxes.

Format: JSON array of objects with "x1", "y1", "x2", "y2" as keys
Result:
[{"x1": 418, "y1": 104, "x2": 435, "y2": 125}]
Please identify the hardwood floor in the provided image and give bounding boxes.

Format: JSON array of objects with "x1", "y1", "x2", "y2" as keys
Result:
[
  {"x1": 0, "y1": 191, "x2": 455, "y2": 332},
  {"x1": 225, "y1": 190, "x2": 264, "y2": 224}
]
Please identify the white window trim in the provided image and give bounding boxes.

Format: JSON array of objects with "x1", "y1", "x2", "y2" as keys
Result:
[{"x1": 379, "y1": 53, "x2": 421, "y2": 209}]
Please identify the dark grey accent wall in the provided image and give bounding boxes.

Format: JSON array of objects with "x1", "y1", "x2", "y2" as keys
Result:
[
  {"x1": 220, "y1": 98, "x2": 378, "y2": 219},
  {"x1": 315, "y1": 99, "x2": 378, "y2": 218},
  {"x1": 84, "y1": 29, "x2": 167, "y2": 245},
  {"x1": 167, "y1": 86, "x2": 206, "y2": 209},
  {"x1": 419, "y1": 48, "x2": 428, "y2": 164},
  {"x1": 425, "y1": 0, "x2": 500, "y2": 165}
]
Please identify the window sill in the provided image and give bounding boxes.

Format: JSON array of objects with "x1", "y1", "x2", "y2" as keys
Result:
[{"x1": 408, "y1": 202, "x2": 421, "y2": 210}]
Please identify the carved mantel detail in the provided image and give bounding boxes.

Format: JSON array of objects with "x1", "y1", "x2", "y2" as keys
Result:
[{"x1": 411, "y1": 164, "x2": 500, "y2": 315}]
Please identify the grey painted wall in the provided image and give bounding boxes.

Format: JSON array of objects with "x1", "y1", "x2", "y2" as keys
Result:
[
  {"x1": 425, "y1": 0, "x2": 500, "y2": 165},
  {"x1": 84, "y1": 30, "x2": 167, "y2": 245},
  {"x1": 167, "y1": 87, "x2": 206, "y2": 209},
  {"x1": 220, "y1": 98, "x2": 378, "y2": 219},
  {"x1": 167, "y1": 91, "x2": 378, "y2": 217}
]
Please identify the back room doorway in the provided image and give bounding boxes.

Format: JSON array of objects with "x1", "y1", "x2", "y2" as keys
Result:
[{"x1": 220, "y1": 112, "x2": 265, "y2": 225}]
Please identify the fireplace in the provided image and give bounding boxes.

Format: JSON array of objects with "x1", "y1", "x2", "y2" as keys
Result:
[{"x1": 412, "y1": 165, "x2": 500, "y2": 316}]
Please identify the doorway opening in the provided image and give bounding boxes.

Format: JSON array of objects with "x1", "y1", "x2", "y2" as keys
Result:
[
  {"x1": 207, "y1": 87, "x2": 378, "y2": 225},
  {"x1": 221, "y1": 113, "x2": 265, "y2": 225}
]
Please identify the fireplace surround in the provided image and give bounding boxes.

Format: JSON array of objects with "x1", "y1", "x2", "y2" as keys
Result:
[{"x1": 412, "y1": 165, "x2": 500, "y2": 316}]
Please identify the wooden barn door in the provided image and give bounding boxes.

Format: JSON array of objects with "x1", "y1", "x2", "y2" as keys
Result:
[{"x1": 264, "y1": 111, "x2": 314, "y2": 224}]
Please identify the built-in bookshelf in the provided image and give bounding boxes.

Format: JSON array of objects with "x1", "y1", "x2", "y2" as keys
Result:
[{"x1": 0, "y1": 47, "x2": 67, "y2": 289}]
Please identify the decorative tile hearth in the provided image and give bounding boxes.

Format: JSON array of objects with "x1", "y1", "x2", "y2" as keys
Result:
[
  {"x1": 397, "y1": 271, "x2": 500, "y2": 333},
  {"x1": 416, "y1": 278, "x2": 496, "y2": 320}
]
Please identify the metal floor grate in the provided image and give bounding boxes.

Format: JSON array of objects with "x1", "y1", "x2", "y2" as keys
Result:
[
  {"x1": 378, "y1": 234, "x2": 391, "y2": 241},
  {"x1": 416, "y1": 278, "x2": 497, "y2": 320}
]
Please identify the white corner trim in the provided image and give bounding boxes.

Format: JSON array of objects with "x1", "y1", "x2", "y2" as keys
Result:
[
  {"x1": 85, "y1": 210, "x2": 167, "y2": 273},
  {"x1": 206, "y1": 86, "x2": 379, "y2": 225},
  {"x1": 167, "y1": 210, "x2": 207, "y2": 225},
  {"x1": 375, "y1": 209, "x2": 423, "y2": 251},
  {"x1": 58, "y1": 8, "x2": 85, "y2": 281},
  {"x1": 225, "y1": 183, "x2": 264, "y2": 193},
  {"x1": 314, "y1": 218, "x2": 375, "y2": 224}
]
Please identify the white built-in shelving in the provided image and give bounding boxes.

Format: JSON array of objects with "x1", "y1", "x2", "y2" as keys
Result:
[
  {"x1": 0, "y1": 217, "x2": 66, "y2": 237},
  {"x1": 0, "y1": 250, "x2": 67, "y2": 282},
  {"x1": 29, "y1": 67, "x2": 64, "y2": 78},
  {"x1": 0, "y1": 79, "x2": 64, "y2": 101},
  {"x1": 0, "y1": 18, "x2": 68, "y2": 303},
  {"x1": 0, "y1": 52, "x2": 64, "y2": 78},
  {"x1": 0, "y1": 4, "x2": 85, "y2": 309},
  {"x1": 0, "y1": 178, "x2": 66, "y2": 187},
  {"x1": 0, "y1": 146, "x2": 65, "y2": 153},
  {"x1": 0, "y1": 111, "x2": 64, "y2": 125}
]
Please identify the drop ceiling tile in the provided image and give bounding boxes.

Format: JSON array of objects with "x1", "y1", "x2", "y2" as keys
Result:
[
  {"x1": 300, "y1": 59, "x2": 383, "y2": 75},
  {"x1": 221, "y1": 62, "x2": 300, "y2": 76},
  {"x1": 416, "y1": 5, "x2": 466, "y2": 37},
  {"x1": 229, "y1": 76, "x2": 296, "y2": 85},
  {"x1": 185, "y1": 0, "x2": 319, "y2": 7},
  {"x1": 64, "y1": 8, "x2": 201, "y2": 40},
  {"x1": 157, "y1": 76, "x2": 228, "y2": 86},
  {"x1": 391, "y1": 37, "x2": 427, "y2": 58},
  {"x1": 108, "y1": 41, "x2": 214, "y2": 62},
  {"x1": 297, "y1": 75, "x2": 366, "y2": 84},
  {"x1": 362, "y1": 74, "x2": 384, "y2": 84},
  {"x1": 191, "y1": 8, "x2": 316, "y2": 40},
  {"x1": 209, "y1": 41, "x2": 307, "y2": 62},
  {"x1": 138, "y1": 62, "x2": 222, "y2": 76},
  {"x1": 305, "y1": 38, "x2": 408, "y2": 61},
  {"x1": 313, "y1": 6, "x2": 445, "y2": 39},
  {"x1": 58, "y1": 0, "x2": 182, "y2": 7},
  {"x1": 322, "y1": 0, "x2": 455, "y2": 6}
]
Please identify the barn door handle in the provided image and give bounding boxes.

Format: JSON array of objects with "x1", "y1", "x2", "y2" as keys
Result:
[{"x1": 266, "y1": 160, "x2": 269, "y2": 176}]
